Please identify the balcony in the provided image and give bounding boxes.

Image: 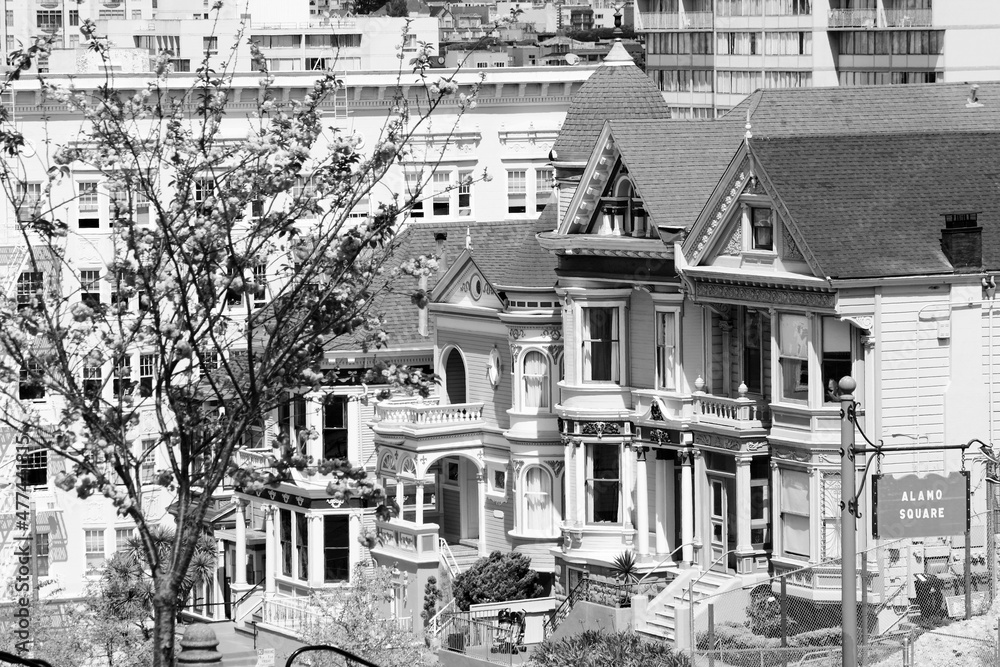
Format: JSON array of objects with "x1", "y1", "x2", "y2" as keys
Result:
[
  {"x1": 692, "y1": 385, "x2": 768, "y2": 432},
  {"x1": 234, "y1": 447, "x2": 274, "y2": 471},
  {"x1": 884, "y1": 9, "x2": 932, "y2": 27},
  {"x1": 637, "y1": 11, "x2": 713, "y2": 30},
  {"x1": 374, "y1": 401, "x2": 484, "y2": 428},
  {"x1": 828, "y1": 8, "x2": 877, "y2": 28},
  {"x1": 371, "y1": 518, "x2": 440, "y2": 565}
]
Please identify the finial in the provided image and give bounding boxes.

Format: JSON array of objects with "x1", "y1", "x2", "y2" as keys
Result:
[{"x1": 466, "y1": 226, "x2": 472, "y2": 251}]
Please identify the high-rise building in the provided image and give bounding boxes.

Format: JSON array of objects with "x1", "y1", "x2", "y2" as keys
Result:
[{"x1": 635, "y1": 0, "x2": 1000, "y2": 118}]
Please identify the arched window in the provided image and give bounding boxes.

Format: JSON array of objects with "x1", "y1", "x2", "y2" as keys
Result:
[
  {"x1": 444, "y1": 348, "x2": 467, "y2": 404},
  {"x1": 523, "y1": 466, "x2": 553, "y2": 534},
  {"x1": 522, "y1": 351, "x2": 549, "y2": 410}
]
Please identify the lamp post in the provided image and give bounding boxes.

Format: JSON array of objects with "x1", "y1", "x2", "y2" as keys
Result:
[{"x1": 840, "y1": 377, "x2": 858, "y2": 667}]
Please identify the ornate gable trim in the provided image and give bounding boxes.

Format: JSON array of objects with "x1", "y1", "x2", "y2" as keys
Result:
[{"x1": 687, "y1": 156, "x2": 752, "y2": 266}]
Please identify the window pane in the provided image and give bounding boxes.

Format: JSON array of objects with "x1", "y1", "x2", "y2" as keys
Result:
[
  {"x1": 522, "y1": 351, "x2": 549, "y2": 409},
  {"x1": 324, "y1": 515, "x2": 350, "y2": 582},
  {"x1": 524, "y1": 467, "x2": 552, "y2": 533}
]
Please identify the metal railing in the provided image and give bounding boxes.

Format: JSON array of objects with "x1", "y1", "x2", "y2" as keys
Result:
[
  {"x1": 883, "y1": 9, "x2": 932, "y2": 27},
  {"x1": 427, "y1": 599, "x2": 457, "y2": 637},
  {"x1": 542, "y1": 577, "x2": 639, "y2": 639},
  {"x1": 827, "y1": 8, "x2": 877, "y2": 28},
  {"x1": 439, "y1": 538, "x2": 461, "y2": 577},
  {"x1": 439, "y1": 614, "x2": 524, "y2": 666}
]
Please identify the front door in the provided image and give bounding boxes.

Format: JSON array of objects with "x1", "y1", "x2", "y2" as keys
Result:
[{"x1": 709, "y1": 477, "x2": 737, "y2": 571}]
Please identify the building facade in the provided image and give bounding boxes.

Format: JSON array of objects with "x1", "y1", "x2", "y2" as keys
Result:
[{"x1": 636, "y1": 0, "x2": 1000, "y2": 118}]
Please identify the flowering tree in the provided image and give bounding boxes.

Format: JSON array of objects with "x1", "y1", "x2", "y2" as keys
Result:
[{"x1": 0, "y1": 13, "x2": 486, "y2": 667}]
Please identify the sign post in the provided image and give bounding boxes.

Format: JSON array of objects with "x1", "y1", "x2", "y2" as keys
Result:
[{"x1": 840, "y1": 379, "x2": 858, "y2": 667}]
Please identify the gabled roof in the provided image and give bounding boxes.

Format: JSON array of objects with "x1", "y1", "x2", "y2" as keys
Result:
[
  {"x1": 750, "y1": 131, "x2": 1000, "y2": 279},
  {"x1": 550, "y1": 40, "x2": 669, "y2": 165},
  {"x1": 729, "y1": 83, "x2": 1000, "y2": 138},
  {"x1": 610, "y1": 117, "x2": 745, "y2": 231}
]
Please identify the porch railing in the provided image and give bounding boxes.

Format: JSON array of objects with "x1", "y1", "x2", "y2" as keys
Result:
[
  {"x1": 234, "y1": 447, "x2": 273, "y2": 470},
  {"x1": 260, "y1": 596, "x2": 322, "y2": 633},
  {"x1": 374, "y1": 402, "x2": 484, "y2": 426},
  {"x1": 693, "y1": 386, "x2": 763, "y2": 427},
  {"x1": 427, "y1": 599, "x2": 457, "y2": 637}
]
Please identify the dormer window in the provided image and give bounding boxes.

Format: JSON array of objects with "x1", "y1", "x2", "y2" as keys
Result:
[
  {"x1": 595, "y1": 176, "x2": 650, "y2": 238},
  {"x1": 751, "y1": 207, "x2": 773, "y2": 250}
]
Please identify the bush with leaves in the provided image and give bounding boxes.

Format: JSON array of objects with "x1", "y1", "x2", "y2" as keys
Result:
[
  {"x1": 452, "y1": 551, "x2": 544, "y2": 611},
  {"x1": 300, "y1": 565, "x2": 433, "y2": 667},
  {"x1": 421, "y1": 575, "x2": 441, "y2": 626},
  {"x1": 530, "y1": 629, "x2": 691, "y2": 667}
]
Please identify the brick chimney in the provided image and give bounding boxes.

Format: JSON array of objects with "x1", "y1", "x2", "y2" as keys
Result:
[{"x1": 941, "y1": 212, "x2": 982, "y2": 273}]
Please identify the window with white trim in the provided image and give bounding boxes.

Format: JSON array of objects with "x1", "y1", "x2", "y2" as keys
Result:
[
  {"x1": 750, "y1": 457, "x2": 770, "y2": 547},
  {"x1": 405, "y1": 171, "x2": 424, "y2": 219},
  {"x1": 16, "y1": 272, "x2": 42, "y2": 311},
  {"x1": 253, "y1": 264, "x2": 267, "y2": 308},
  {"x1": 523, "y1": 466, "x2": 554, "y2": 534},
  {"x1": 587, "y1": 445, "x2": 620, "y2": 524},
  {"x1": 535, "y1": 169, "x2": 553, "y2": 212},
  {"x1": 80, "y1": 270, "x2": 101, "y2": 307},
  {"x1": 139, "y1": 354, "x2": 155, "y2": 397},
  {"x1": 822, "y1": 317, "x2": 852, "y2": 404},
  {"x1": 656, "y1": 311, "x2": 678, "y2": 390},
  {"x1": 458, "y1": 170, "x2": 472, "y2": 217},
  {"x1": 113, "y1": 355, "x2": 132, "y2": 397},
  {"x1": 433, "y1": 172, "x2": 451, "y2": 216},
  {"x1": 581, "y1": 306, "x2": 620, "y2": 383},
  {"x1": 85, "y1": 529, "x2": 106, "y2": 570},
  {"x1": 521, "y1": 350, "x2": 550, "y2": 410},
  {"x1": 78, "y1": 182, "x2": 100, "y2": 228},
  {"x1": 777, "y1": 313, "x2": 809, "y2": 402},
  {"x1": 115, "y1": 528, "x2": 133, "y2": 552},
  {"x1": 507, "y1": 170, "x2": 526, "y2": 214},
  {"x1": 83, "y1": 364, "x2": 102, "y2": 400},
  {"x1": 779, "y1": 468, "x2": 810, "y2": 559}
]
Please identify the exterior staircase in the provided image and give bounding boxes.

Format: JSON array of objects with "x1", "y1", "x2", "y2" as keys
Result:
[
  {"x1": 447, "y1": 541, "x2": 481, "y2": 573},
  {"x1": 640, "y1": 569, "x2": 742, "y2": 644}
]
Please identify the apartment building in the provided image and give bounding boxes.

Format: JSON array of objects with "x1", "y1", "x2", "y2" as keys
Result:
[
  {"x1": 2, "y1": 0, "x2": 439, "y2": 74},
  {"x1": 635, "y1": 0, "x2": 1000, "y2": 118}
]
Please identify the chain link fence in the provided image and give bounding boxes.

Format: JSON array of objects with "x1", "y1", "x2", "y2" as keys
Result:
[{"x1": 686, "y1": 511, "x2": 999, "y2": 666}]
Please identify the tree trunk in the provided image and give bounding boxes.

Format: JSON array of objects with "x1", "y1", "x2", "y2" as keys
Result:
[{"x1": 151, "y1": 592, "x2": 178, "y2": 667}]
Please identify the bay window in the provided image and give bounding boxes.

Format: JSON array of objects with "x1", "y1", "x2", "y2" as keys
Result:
[
  {"x1": 296, "y1": 512, "x2": 308, "y2": 582},
  {"x1": 279, "y1": 508, "x2": 292, "y2": 576},
  {"x1": 325, "y1": 515, "x2": 350, "y2": 582},
  {"x1": 522, "y1": 351, "x2": 549, "y2": 410},
  {"x1": 656, "y1": 311, "x2": 678, "y2": 390},
  {"x1": 779, "y1": 468, "x2": 810, "y2": 558},
  {"x1": 523, "y1": 466, "x2": 554, "y2": 534},
  {"x1": 822, "y1": 317, "x2": 852, "y2": 403},
  {"x1": 777, "y1": 313, "x2": 809, "y2": 402},
  {"x1": 582, "y1": 306, "x2": 620, "y2": 383},
  {"x1": 587, "y1": 445, "x2": 620, "y2": 523}
]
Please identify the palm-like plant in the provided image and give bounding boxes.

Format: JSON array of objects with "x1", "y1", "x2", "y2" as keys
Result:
[
  {"x1": 611, "y1": 551, "x2": 639, "y2": 586},
  {"x1": 101, "y1": 524, "x2": 217, "y2": 631}
]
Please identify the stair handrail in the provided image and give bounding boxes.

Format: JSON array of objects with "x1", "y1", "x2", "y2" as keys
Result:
[
  {"x1": 233, "y1": 580, "x2": 265, "y2": 623},
  {"x1": 636, "y1": 541, "x2": 694, "y2": 588},
  {"x1": 427, "y1": 599, "x2": 457, "y2": 637},
  {"x1": 438, "y1": 538, "x2": 461, "y2": 577},
  {"x1": 542, "y1": 575, "x2": 590, "y2": 638},
  {"x1": 872, "y1": 580, "x2": 912, "y2": 636}
]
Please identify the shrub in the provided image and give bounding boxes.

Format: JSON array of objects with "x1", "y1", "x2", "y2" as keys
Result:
[
  {"x1": 421, "y1": 576, "x2": 441, "y2": 625},
  {"x1": 452, "y1": 551, "x2": 544, "y2": 611},
  {"x1": 531, "y1": 629, "x2": 691, "y2": 667}
]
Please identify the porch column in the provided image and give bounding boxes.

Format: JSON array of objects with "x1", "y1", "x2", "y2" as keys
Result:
[
  {"x1": 736, "y1": 456, "x2": 753, "y2": 557},
  {"x1": 215, "y1": 539, "x2": 225, "y2": 611},
  {"x1": 395, "y1": 477, "x2": 405, "y2": 517},
  {"x1": 635, "y1": 447, "x2": 650, "y2": 557},
  {"x1": 308, "y1": 514, "x2": 324, "y2": 587},
  {"x1": 693, "y1": 450, "x2": 706, "y2": 568},
  {"x1": 414, "y1": 481, "x2": 425, "y2": 525},
  {"x1": 563, "y1": 437, "x2": 573, "y2": 526},
  {"x1": 654, "y1": 455, "x2": 669, "y2": 555},
  {"x1": 233, "y1": 498, "x2": 247, "y2": 586},
  {"x1": 477, "y1": 471, "x2": 487, "y2": 556},
  {"x1": 621, "y1": 442, "x2": 634, "y2": 542},
  {"x1": 680, "y1": 452, "x2": 694, "y2": 564},
  {"x1": 575, "y1": 440, "x2": 586, "y2": 527},
  {"x1": 262, "y1": 504, "x2": 276, "y2": 596}
]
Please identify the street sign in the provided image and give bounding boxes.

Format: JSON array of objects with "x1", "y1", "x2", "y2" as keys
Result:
[
  {"x1": 873, "y1": 471, "x2": 970, "y2": 539},
  {"x1": 256, "y1": 648, "x2": 275, "y2": 667}
]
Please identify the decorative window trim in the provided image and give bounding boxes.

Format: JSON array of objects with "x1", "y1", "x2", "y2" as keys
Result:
[
  {"x1": 486, "y1": 464, "x2": 507, "y2": 500},
  {"x1": 654, "y1": 307, "x2": 681, "y2": 391},
  {"x1": 517, "y1": 347, "x2": 551, "y2": 413},
  {"x1": 578, "y1": 301, "x2": 627, "y2": 385}
]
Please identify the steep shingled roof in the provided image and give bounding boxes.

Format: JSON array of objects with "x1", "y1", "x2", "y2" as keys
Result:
[
  {"x1": 330, "y1": 219, "x2": 559, "y2": 351},
  {"x1": 751, "y1": 131, "x2": 1000, "y2": 279},
  {"x1": 729, "y1": 83, "x2": 1000, "y2": 137},
  {"x1": 610, "y1": 117, "x2": 746, "y2": 230},
  {"x1": 550, "y1": 40, "x2": 670, "y2": 164}
]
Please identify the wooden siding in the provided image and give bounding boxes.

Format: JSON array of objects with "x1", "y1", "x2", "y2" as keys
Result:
[
  {"x1": 710, "y1": 311, "x2": 724, "y2": 393},
  {"x1": 484, "y1": 497, "x2": 514, "y2": 552},
  {"x1": 442, "y1": 487, "x2": 462, "y2": 541},
  {"x1": 438, "y1": 329, "x2": 512, "y2": 430},
  {"x1": 681, "y1": 302, "x2": 706, "y2": 393},
  {"x1": 630, "y1": 290, "x2": 656, "y2": 390},
  {"x1": 878, "y1": 288, "x2": 950, "y2": 473}
]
